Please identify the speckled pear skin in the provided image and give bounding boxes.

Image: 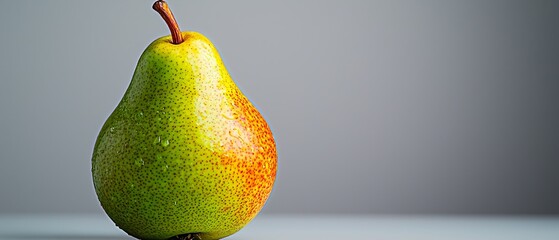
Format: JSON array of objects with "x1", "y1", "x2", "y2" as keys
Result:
[{"x1": 92, "y1": 32, "x2": 277, "y2": 240}]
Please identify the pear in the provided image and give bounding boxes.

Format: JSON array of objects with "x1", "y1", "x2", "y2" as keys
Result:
[{"x1": 91, "y1": 1, "x2": 277, "y2": 239}]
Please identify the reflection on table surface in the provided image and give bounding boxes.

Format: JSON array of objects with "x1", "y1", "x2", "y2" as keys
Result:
[{"x1": 1, "y1": 214, "x2": 558, "y2": 240}]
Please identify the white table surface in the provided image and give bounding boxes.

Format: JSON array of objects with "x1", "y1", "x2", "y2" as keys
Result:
[{"x1": 0, "y1": 214, "x2": 558, "y2": 240}]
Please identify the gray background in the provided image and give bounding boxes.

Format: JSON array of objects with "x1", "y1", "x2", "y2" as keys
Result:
[{"x1": 1, "y1": 0, "x2": 558, "y2": 215}]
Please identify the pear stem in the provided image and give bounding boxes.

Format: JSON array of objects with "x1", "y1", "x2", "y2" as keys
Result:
[{"x1": 153, "y1": 0, "x2": 184, "y2": 44}]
